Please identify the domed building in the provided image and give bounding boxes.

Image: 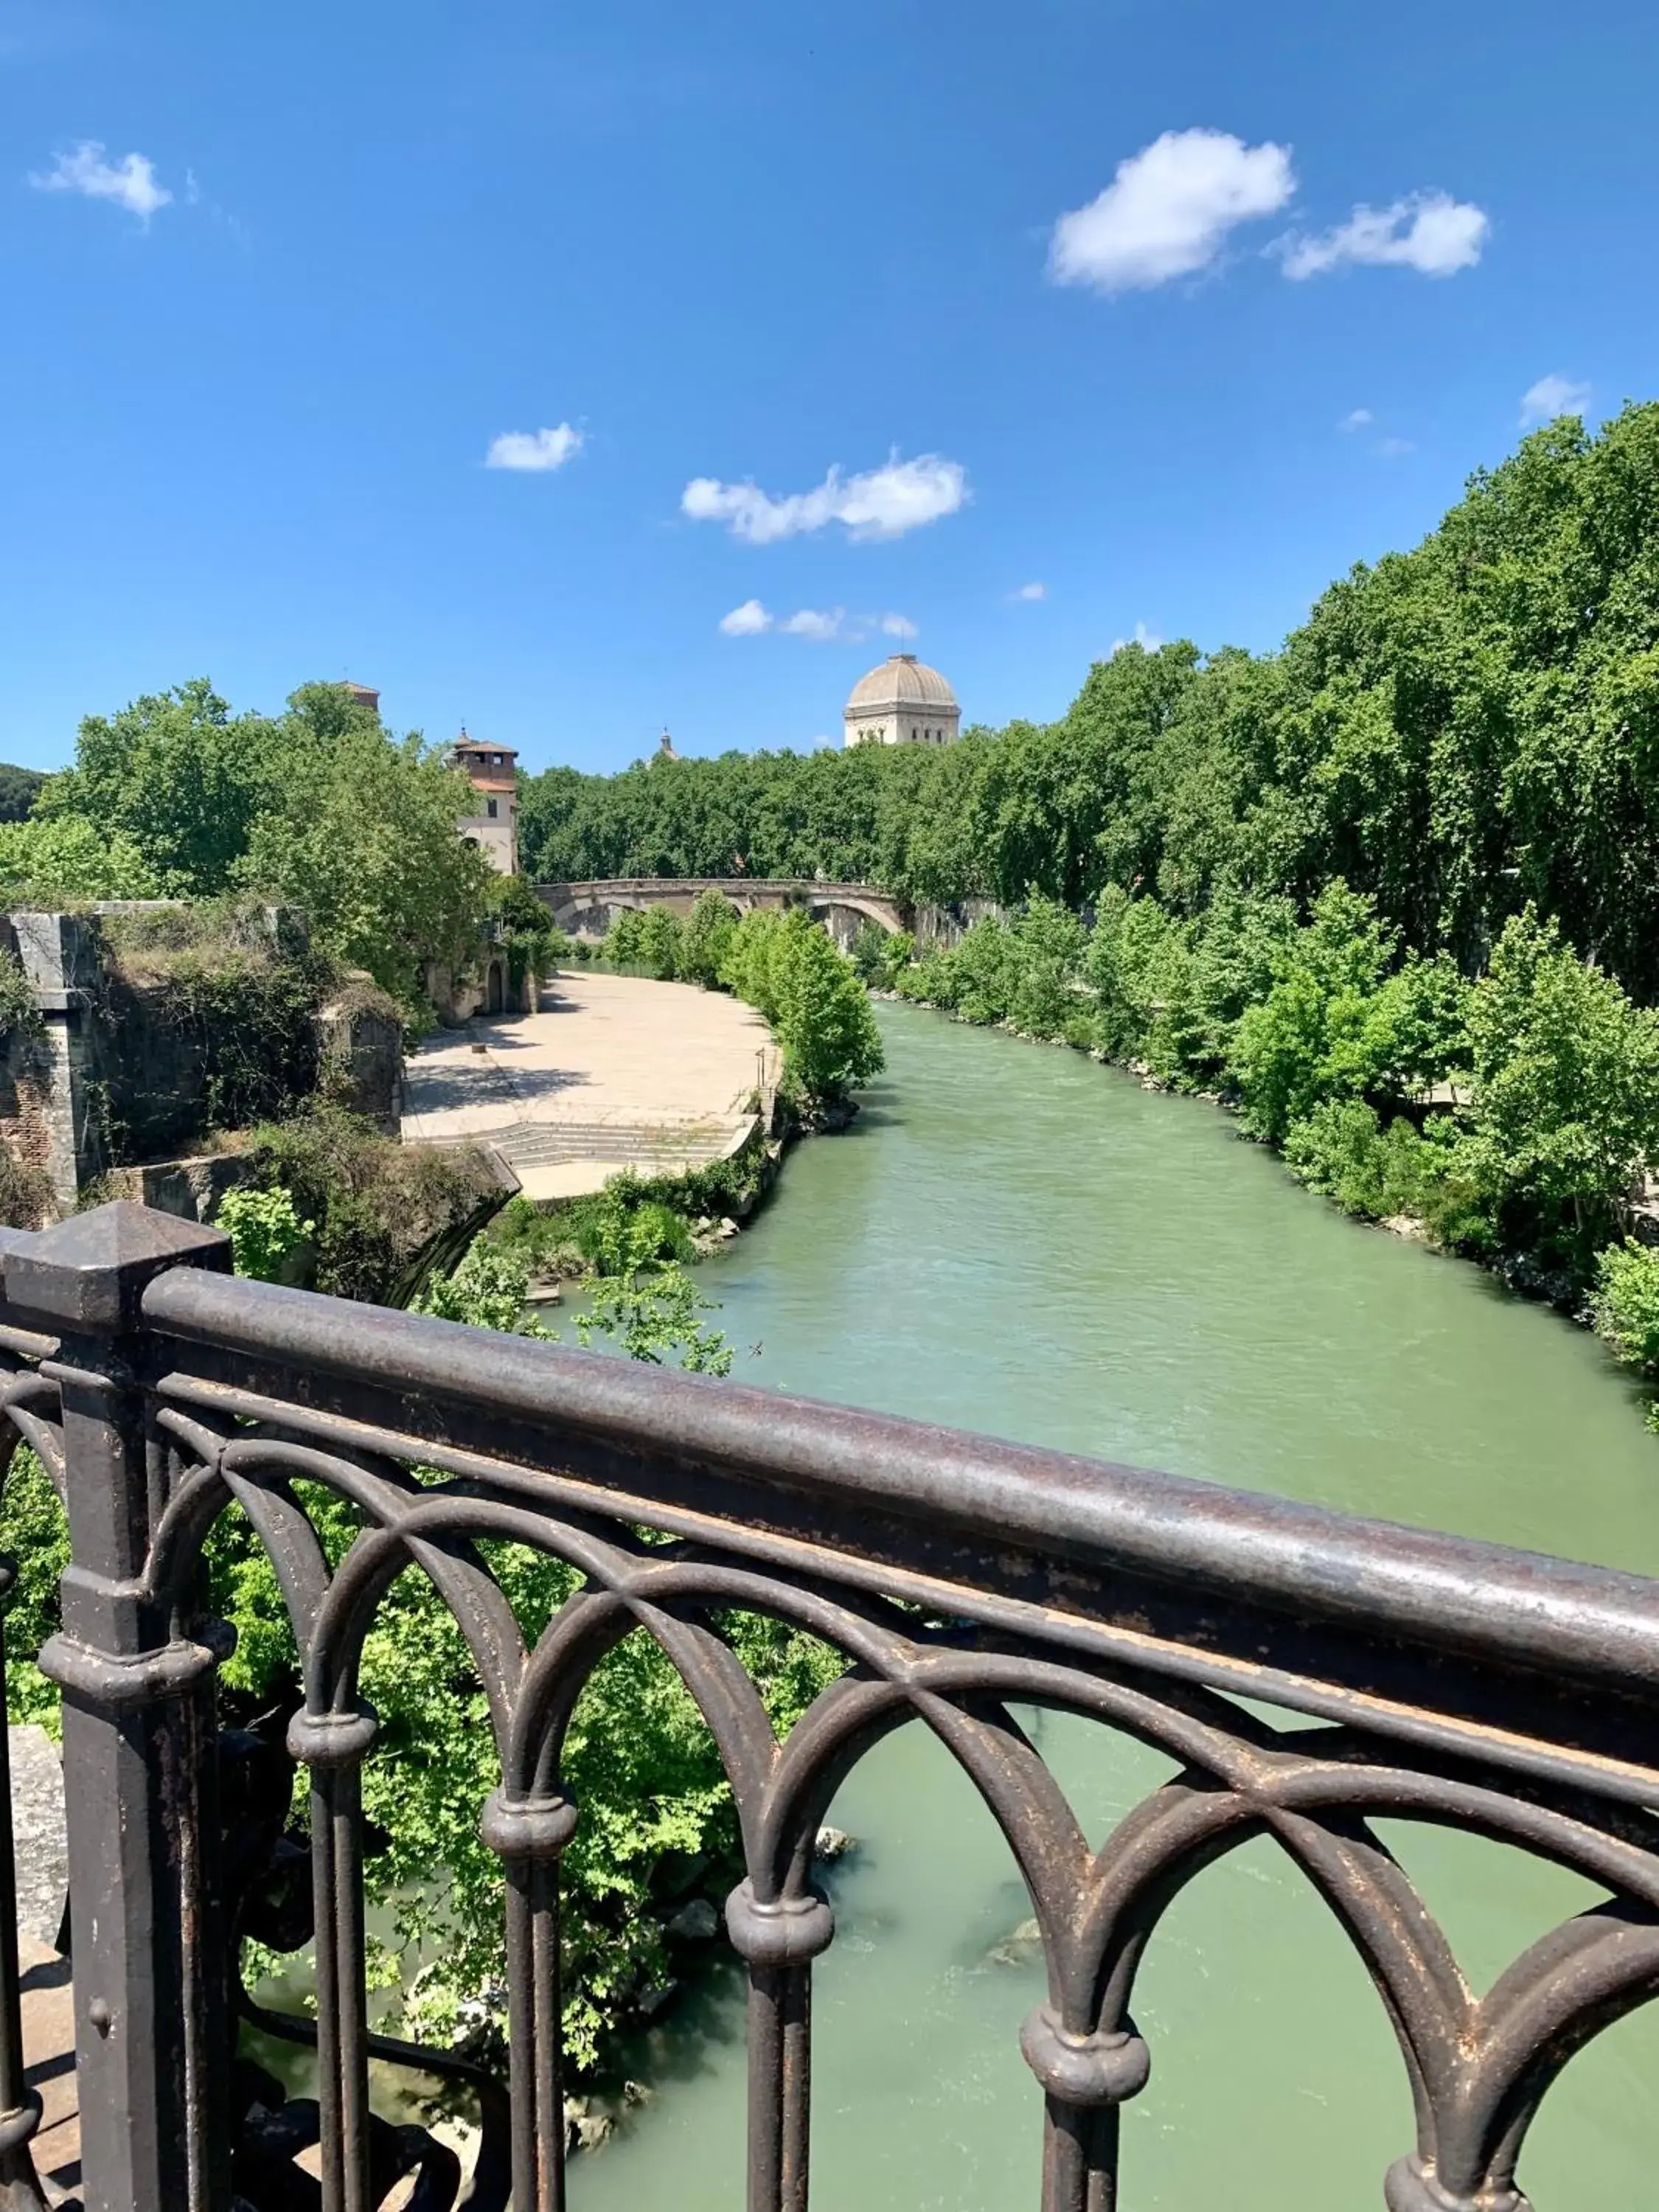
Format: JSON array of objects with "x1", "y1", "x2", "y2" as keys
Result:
[{"x1": 843, "y1": 653, "x2": 960, "y2": 748}]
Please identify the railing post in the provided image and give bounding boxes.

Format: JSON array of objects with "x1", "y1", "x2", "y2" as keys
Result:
[
  {"x1": 726, "y1": 1879, "x2": 835, "y2": 2212},
  {"x1": 8, "y1": 1204, "x2": 234, "y2": 2212}
]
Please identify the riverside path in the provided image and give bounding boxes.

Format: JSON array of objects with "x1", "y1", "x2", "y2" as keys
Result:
[{"x1": 400, "y1": 969, "x2": 778, "y2": 1200}]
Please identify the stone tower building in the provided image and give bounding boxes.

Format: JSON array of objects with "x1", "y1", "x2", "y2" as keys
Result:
[
  {"x1": 843, "y1": 654, "x2": 960, "y2": 748},
  {"x1": 453, "y1": 731, "x2": 519, "y2": 874}
]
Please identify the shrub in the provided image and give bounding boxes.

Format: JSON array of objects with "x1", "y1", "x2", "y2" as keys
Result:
[
  {"x1": 1228, "y1": 884, "x2": 1399, "y2": 1141},
  {"x1": 678, "y1": 888, "x2": 740, "y2": 988},
  {"x1": 715, "y1": 909, "x2": 883, "y2": 1104},
  {"x1": 599, "y1": 907, "x2": 650, "y2": 969},
  {"x1": 849, "y1": 922, "x2": 914, "y2": 992},
  {"x1": 639, "y1": 905, "x2": 684, "y2": 981},
  {"x1": 765, "y1": 914, "x2": 884, "y2": 1102},
  {"x1": 0, "y1": 813, "x2": 161, "y2": 902},
  {"x1": 412, "y1": 1237, "x2": 542, "y2": 1332},
  {"x1": 0, "y1": 1155, "x2": 54, "y2": 1231},
  {"x1": 574, "y1": 1180, "x2": 694, "y2": 1269},
  {"x1": 214, "y1": 1183, "x2": 313, "y2": 1281},
  {"x1": 1457, "y1": 908, "x2": 1659, "y2": 1267},
  {"x1": 1591, "y1": 1241, "x2": 1659, "y2": 1372},
  {"x1": 247, "y1": 1107, "x2": 502, "y2": 1304},
  {"x1": 490, "y1": 874, "x2": 566, "y2": 991},
  {"x1": 1086, "y1": 894, "x2": 1196, "y2": 1075},
  {"x1": 1284, "y1": 1101, "x2": 1428, "y2": 1220}
]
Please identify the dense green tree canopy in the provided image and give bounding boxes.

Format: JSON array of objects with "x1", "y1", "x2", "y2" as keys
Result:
[
  {"x1": 0, "y1": 766, "x2": 45, "y2": 825},
  {"x1": 522, "y1": 403, "x2": 1659, "y2": 999},
  {"x1": 30, "y1": 679, "x2": 494, "y2": 1008}
]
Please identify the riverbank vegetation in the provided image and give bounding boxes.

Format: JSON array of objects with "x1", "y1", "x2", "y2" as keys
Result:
[
  {"x1": 525, "y1": 402, "x2": 1659, "y2": 1375},
  {"x1": 891, "y1": 889, "x2": 1659, "y2": 1299},
  {"x1": 484, "y1": 1132, "x2": 776, "y2": 1288}
]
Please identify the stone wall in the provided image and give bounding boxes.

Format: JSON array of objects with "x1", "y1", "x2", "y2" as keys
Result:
[
  {"x1": 0, "y1": 908, "x2": 404, "y2": 1212},
  {"x1": 319, "y1": 981, "x2": 404, "y2": 1131}
]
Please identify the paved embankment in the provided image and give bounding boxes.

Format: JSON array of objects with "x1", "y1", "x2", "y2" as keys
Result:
[{"x1": 401, "y1": 970, "x2": 778, "y2": 1200}]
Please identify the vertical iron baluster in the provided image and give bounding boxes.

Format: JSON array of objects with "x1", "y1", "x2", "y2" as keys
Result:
[
  {"x1": 288, "y1": 1709, "x2": 378, "y2": 2212},
  {"x1": 726, "y1": 1879, "x2": 834, "y2": 2212},
  {"x1": 0, "y1": 1571, "x2": 46, "y2": 2212},
  {"x1": 481, "y1": 1787, "x2": 577, "y2": 2212},
  {"x1": 1021, "y1": 2006, "x2": 1147, "y2": 2212},
  {"x1": 1039, "y1": 2101, "x2": 1121, "y2": 2212},
  {"x1": 175, "y1": 1633, "x2": 234, "y2": 2212}
]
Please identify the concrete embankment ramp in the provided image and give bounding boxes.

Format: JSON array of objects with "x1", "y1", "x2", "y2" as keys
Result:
[{"x1": 400, "y1": 970, "x2": 778, "y2": 1200}]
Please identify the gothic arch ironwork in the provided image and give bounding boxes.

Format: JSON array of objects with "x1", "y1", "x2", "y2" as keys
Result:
[{"x1": 0, "y1": 1206, "x2": 1655, "y2": 2211}]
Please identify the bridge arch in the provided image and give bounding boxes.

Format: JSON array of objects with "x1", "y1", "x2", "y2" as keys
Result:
[
  {"x1": 537, "y1": 878, "x2": 909, "y2": 942},
  {"x1": 806, "y1": 895, "x2": 904, "y2": 950}
]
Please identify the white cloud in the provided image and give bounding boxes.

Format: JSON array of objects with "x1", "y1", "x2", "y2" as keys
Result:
[
  {"x1": 1377, "y1": 436, "x2": 1416, "y2": 458},
  {"x1": 1339, "y1": 408, "x2": 1374, "y2": 432},
  {"x1": 486, "y1": 424, "x2": 584, "y2": 471},
  {"x1": 720, "y1": 602, "x2": 914, "y2": 642},
  {"x1": 1519, "y1": 373, "x2": 1591, "y2": 426},
  {"x1": 1010, "y1": 580, "x2": 1047, "y2": 601},
  {"x1": 1049, "y1": 128, "x2": 1295, "y2": 294},
  {"x1": 1279, "y1": 192, "x2": 1489, "y2": 281},
  {"x1": 681, "y1": 451, "x2": 967, "y2": 543},
  {"x1": 719, "y1": 598, "x2": 773, "y2": 636},
  {"x1": 1110, "y1": 621, "x2": 1164, "y2": 655},
  {"x1": 29, "y1": 140, "x2": 171, "y2": 222}
]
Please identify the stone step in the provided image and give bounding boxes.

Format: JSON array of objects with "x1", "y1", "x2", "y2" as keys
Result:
[{"x1": 439, "y1": 1117, "x2": 752, "y2": 1171}]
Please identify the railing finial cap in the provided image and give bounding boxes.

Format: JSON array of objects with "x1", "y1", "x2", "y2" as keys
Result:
[{"x1": 7, "y1": 1200, "x2": 231, "y2": 1330}]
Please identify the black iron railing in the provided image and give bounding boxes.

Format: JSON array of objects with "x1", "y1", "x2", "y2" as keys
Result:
[{"x1": 0, "y1": 1200, "x2": 1655, "y2": 2211}]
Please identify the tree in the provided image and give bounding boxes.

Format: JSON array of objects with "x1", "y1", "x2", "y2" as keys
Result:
[
  {"x1": 0, "y1": 766, "x2": 44, "y2": 824},
  {"x1": 768, "y1": 914, "x2": 885, "y2": 1102},
  {"x1": 237, "y1": 694, "x2": 496, "y2": 1009},
  {"x1": 0, "y1": 812, "x2": 161, "y2": 900},
  {"x1": 36, "y1": 679, "x2": 499, "y2": 1017},
  {"x1": 678, "y1": 887, "x2": 740, "y2": 988},
  {"x1": 1457, "y1": 908, "x2": 1659, "y2": 1257},
  {"x1": 1228, "y1": 884, "x2": 1399, "y2": 1142},
  {"x1": 41, "y1": 678, "x2": 282, "y2": 891}
]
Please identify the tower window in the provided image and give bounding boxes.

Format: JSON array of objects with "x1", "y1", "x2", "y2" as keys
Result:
[{"x1": 487, "y1": 798, "x2": 498, "y2": 818}]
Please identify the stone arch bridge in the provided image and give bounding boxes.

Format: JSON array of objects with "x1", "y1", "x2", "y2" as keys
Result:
[{"x1": 534, "y1": 877, "x2": 909, "y2": 949}]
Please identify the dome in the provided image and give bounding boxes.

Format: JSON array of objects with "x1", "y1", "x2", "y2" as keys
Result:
[{"x1": 845, "y1": 654, "x2": 958, "y2": 713}]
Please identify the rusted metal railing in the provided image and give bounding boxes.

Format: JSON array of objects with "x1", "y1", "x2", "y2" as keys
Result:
[{"x1": 0, "y1": 1200, "x2": 1657, "y2": 2211}]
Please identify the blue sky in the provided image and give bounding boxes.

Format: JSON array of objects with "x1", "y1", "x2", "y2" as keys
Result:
[{"x1": 2, "y1": 1, "x2": 1654, "y2": 776}]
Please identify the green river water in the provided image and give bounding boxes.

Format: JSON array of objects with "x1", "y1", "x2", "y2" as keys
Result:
[{"x1": 568, "y1": 999, "x2": 1659, "y2": 2211}]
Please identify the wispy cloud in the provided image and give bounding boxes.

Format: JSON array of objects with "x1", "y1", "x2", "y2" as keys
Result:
[
  {"x1": 1110, "y1": 621, "x2": 1164, "y2": 655},
  {"x1": 1010, "y1": 581, "x2": 1047, "y2": 602},
  {"x1": 1279, "y1": 192, "x2": 1489, "y2": 280},
  {"x1": 1338, "y1": 408, "x2": 1374, "y2": 432},
  {"x1": 1519, "y1": 373, "x2": 1591, "y2": 426},
  {"x1": 719, "y1": 602, "x2": 913, "y2": 644},
  {"x1": 486, "y1": 424, "x2": 584, "y2": 472},
  {"x1": 29, "y1": 140, "x2": 171, "y2": 222},
  {"x1": 1377, "y1": 436, "x2": 1416, "y2": 458},
  {"x1": 683, "y1": 451, "x2": 967, "y2": 544},
  {"x1": 1049, "y1": 128, "x2": 1295, "y2": 294}
]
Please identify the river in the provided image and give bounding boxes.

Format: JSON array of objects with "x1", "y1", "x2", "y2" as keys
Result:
[{"x1": 568, "y1": 1000, "x2": 1659, "y2": 2211}]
